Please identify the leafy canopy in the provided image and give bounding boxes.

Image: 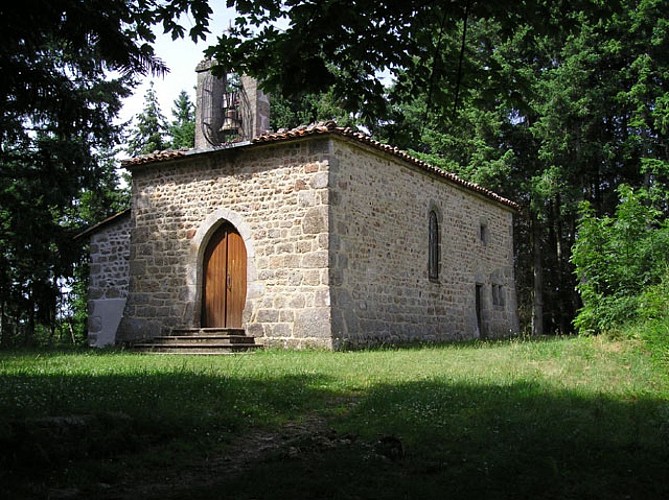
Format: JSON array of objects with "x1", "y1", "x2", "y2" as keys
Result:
[{"x1": 206, "y1": 0, "x2": 606, "y2": 124}]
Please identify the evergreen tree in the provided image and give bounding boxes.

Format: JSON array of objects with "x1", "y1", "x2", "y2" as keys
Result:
[
  {"x1": 0, "y1": 42, "x2": 129, "y2": 345},
  {"x1": 270, "y1": 89, "x2": 357, "y2": 131},
  {"x1": 168, "y1": 90, "x2": 196, "y2": 149},
  {"x1": 0, "y1": 0, "x2": 204, "y2": 346},
  {"x1": 126, "y1": 82, "x2": 169, "y2": 156}
]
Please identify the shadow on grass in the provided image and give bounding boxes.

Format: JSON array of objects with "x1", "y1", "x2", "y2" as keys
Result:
[
  {"x1": 1, "y1": 361, "x2": 667, "y2": 499},
  {"x1": 0, "y1": 369, "x2": 336, "y2": 495},
  {"x1": 214, "y1": 379, "x2": 669, "y2": 500}
]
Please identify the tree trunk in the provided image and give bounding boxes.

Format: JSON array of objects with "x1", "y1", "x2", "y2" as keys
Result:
[
  {"x1": 531, "y1": 213, "x2": 544, "y2": 336},
  {"x1": 553, "y1": 194, "x2": 571, "y2": 334},
  {"x1": 25, "y1": 291, "x2": 35, "y2": 347},
  {"x1": 0, "y1": 299, "x2": 4, "y2": 347}
]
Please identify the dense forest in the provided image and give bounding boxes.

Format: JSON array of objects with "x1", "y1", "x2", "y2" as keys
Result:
[{"x1": 1, "y1": 0, "x2": 667, "y2": 346}]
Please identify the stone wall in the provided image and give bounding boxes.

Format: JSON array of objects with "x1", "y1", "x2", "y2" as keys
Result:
[
  {"x1": 328, "y1": 140, "x2": 518, "y2": 348},
  {"x1": 88, "y1": 213, "x2": 132, "y2": 301},
  {"x1": 239, "y1": 75, "x2": 271, "y2": 139},
  {"x1": 87, "y1": 213, "x2": 131, "y2": 347},
  {"x1": 117, "y1": 140, "x2": 334, "y2": 348}
]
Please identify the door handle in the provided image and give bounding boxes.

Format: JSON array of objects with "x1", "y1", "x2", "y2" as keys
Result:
[{"x1": 227, "y1": 273, "x2": 232, "y2": 290}]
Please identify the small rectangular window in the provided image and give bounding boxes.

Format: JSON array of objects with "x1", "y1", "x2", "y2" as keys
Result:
[{"x1": 480, "y1": 222, "x2": 489, "y2": 245}]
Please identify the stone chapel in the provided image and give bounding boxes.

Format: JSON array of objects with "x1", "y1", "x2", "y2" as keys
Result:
[{"x1": 79, "y1": 61, "x2": 520, "y2": 350}]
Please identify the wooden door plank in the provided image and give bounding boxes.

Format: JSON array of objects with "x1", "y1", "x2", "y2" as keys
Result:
[
  {"x1": 203, "y1": 227, "x2": 228, "y2": 327},
  {"x1": 225, "y1": 230, "x2": 247, "y2": 328}
]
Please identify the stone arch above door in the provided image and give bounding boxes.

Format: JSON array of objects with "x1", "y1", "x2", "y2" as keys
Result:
[{"x1": 185, "y1": 208, "x2": 259, "y2": 328}]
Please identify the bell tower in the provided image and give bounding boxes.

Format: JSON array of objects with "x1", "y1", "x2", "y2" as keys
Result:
[{"x1": 194, "y1": 60, "x2": 270, "y2": 149}]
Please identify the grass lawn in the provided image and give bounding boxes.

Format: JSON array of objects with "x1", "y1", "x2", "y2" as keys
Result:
[{"x1": 1, "y1": 335, "x2": 668, "y2": 499}]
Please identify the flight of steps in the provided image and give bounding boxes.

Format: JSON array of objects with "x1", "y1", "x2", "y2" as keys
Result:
[{"x1": 131, "y1": 328, "x2": 263, "y2": 355}]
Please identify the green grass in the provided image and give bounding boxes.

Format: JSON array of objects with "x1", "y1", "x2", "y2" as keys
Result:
[{"x1": 1, "y1": 336, "x2": 668, "y2": 499}]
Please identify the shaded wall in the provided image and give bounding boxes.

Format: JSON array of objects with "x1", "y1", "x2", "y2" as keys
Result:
[{"x1": 328, "y1": 140, "x2": 519, "y2": 348}]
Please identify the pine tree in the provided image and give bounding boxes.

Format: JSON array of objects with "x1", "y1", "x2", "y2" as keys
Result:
[
  {"x1": 0, "y1": 43, "x2": 129, "y2": 345},
  {"x1": 126, "y1": 82, "x2": 169, "y2": 156},
  {"x1": 168, "y1": 90, "x2": 196, "y2": 149}
]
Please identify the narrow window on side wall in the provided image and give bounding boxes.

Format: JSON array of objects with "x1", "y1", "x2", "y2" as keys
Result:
[
  {"x1": 480, "y1": 221, "x2": 489, "y2": 246},
  {"x1": 429, "y1": 210, "x2": 439, "y2": 281}
]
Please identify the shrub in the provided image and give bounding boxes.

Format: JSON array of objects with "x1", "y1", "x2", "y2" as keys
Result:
[
  {"x1": 637, "y1": 268, "x2": 669, "y2": 322},
  {"x1": 572, "y1": 185, "x2": 669, "y2": 334}
]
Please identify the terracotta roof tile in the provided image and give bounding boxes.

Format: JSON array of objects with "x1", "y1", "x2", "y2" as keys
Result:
[
  {"x1": 121, "y1": 148, "x2": 189, "y2": 167},
  {"x1": 121, "y1": 121, "x2": 519, "y2": 211}
]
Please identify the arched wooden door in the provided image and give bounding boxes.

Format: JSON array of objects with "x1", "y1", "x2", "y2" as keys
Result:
[{"x1": 201, "y1": 223, "x2": 247, "y2": 328}]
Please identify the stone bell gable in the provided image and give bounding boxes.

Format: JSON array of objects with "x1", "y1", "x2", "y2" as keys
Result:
[
  {"x1": 194, "y1": 60, "x2": 270, "y2": 148},
  {"x1": 97, "y1": 122, "x2": 519, "y2": 349}
]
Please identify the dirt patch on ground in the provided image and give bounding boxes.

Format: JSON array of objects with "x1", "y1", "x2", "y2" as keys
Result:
[
  {"x1": 8, "y1": 397, "x2": 386, "y2": 499},
  {"x1": 70, "y1": 414, "x2": 346, "y2": 499}
]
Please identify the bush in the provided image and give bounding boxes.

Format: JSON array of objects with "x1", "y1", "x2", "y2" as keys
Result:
[
  {"x1": 572, "y1": 185, "x2": 669, "y2": 334},
  {"x1": 573, "y1": 293, "x2": 639, "y2": 336},
  {"x1": 637, "y1": 268, "x2": 669, "y2": 322}
]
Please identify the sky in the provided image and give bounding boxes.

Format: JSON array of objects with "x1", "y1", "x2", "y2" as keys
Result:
[{"x1": 118, "y1": 6, "x2": 235, "y2": 125}]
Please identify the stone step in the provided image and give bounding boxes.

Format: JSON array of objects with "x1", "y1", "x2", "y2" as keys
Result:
[
  {"x1": 146, "y1": 335, "x2": 258, "y2": 345},
  {"x1": 171, "y1": 327, "x2": 246, "y2": 336},
  {"x1": 132, "y1": 345, "x2": 261, "y2": 355},
  {"x1": 131, "y1": 328, "x2": 263, "y2": 355}
]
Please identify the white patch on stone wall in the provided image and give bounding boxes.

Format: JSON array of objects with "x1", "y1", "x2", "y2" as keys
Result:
[{"x1": 88, "y1": 298, "x2": 126, "y2": 347}]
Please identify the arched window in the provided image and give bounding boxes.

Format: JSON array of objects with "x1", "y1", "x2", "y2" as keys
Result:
[{"x1": 428, "y1": 210, "x2": 440, "y2": 281}]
